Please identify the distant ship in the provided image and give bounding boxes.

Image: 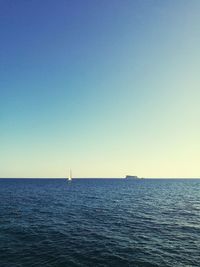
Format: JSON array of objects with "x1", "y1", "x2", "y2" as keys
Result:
[
  {"x1": 67, "y1": 169, "x2": 72, "y2": 181},
  {"x1": 125, "y1": 175, "x2": 139, "y2": 179}
]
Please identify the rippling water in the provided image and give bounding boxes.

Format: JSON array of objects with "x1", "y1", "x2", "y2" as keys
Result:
[{"x1": 0, "y1": 178, "x2": 200, "y2": 267}]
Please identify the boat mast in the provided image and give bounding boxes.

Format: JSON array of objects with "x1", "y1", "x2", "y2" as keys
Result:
[{"x1": 69, "y1": 169, "x2": 72, "y2": 180}]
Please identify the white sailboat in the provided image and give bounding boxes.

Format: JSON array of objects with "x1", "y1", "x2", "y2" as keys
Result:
[{"x1": 68, "y1": 169, "x2": 72, "y2": 181}]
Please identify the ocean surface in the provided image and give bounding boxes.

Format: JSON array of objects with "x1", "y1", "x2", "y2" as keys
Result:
[{"x1": 0, "y1": 178, "x2": 200, "y2": 267}]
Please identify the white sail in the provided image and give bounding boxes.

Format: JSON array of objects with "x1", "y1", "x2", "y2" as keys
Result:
[{"x1": 68, "y1": 169, "x2": 72, "y2": 181}]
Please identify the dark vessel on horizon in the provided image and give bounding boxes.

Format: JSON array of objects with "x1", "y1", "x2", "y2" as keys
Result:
[{"x1": 125, "y1": 175, "x2": 139, "y2": 179}]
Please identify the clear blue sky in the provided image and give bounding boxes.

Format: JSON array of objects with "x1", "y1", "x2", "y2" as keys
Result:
[{"x1": 1, "y1": 0, "x2": 200, "y2": 178}]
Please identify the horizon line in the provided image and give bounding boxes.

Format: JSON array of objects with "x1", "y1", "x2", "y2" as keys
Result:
[{"x1": 0, "y1": 177, "x2": 200, "y2": 179}]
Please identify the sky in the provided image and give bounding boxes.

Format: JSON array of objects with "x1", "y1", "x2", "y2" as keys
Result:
[{"x1": 0, "y1": 0, "x2": 200, "y2": 178}]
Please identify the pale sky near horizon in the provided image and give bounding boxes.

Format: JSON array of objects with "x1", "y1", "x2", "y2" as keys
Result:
[{"x1": 1, "y1": 0, "x2": 200, "y2": 178}]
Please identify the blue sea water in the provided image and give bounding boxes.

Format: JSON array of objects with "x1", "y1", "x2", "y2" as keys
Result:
[{"x1": 0, "y1": 178, "x2": 200, "y2": 267}]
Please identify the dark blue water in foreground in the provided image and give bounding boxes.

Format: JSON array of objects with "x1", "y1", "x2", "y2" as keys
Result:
[{"x1": 1, "y1": 178, "x2": 200, "y2": 267}]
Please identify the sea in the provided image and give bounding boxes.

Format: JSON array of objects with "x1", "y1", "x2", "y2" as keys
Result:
[{"x1": 0, "y1": 178, "x2": 200, "y2": 267}]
